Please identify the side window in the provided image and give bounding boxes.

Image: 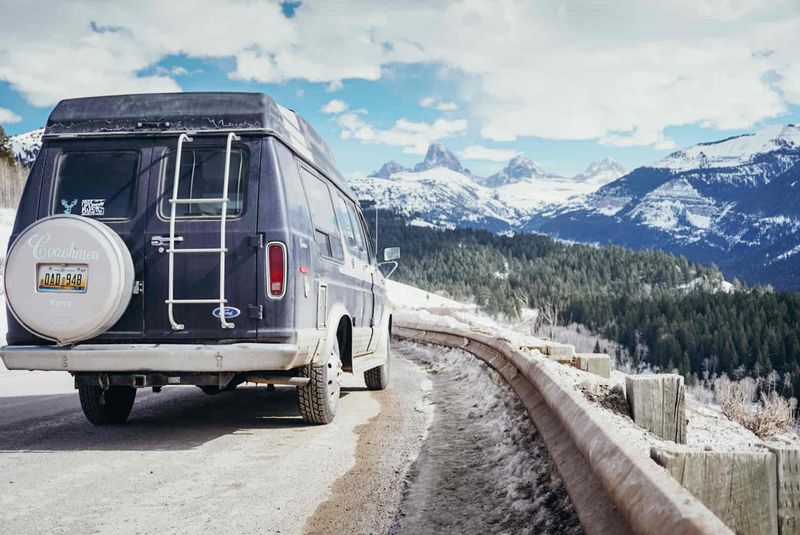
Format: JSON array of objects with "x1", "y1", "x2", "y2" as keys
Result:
[
  {"x1": 299, "y1": 167, "x2": 344, "y2": 262},
  {"x1": 334, "y1": 194, "x2": 367, "y2": 262},
  {"x1": 53, "y1": 150, "x2": 139, "y2": 219},
  {"x1": 160, "y1": 147, "x2": 248, "y2": 219},
  {"x1": 357, "y1": 210, "x2": 375, "y2": 264},
  {"x1": 344, "y1": 200, "x2": 369, "y2": 262}
]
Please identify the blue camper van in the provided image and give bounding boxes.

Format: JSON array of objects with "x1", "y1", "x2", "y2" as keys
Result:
[{"x1": 0, "y1": 92, "x2": 398, "y2": 425}]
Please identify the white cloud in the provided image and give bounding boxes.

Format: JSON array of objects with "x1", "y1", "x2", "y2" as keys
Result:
[
  {"x1": 459, "y1": 145, "x2": 521, "y2": 162},
  {"x1": 321, "y1": 99, "x2": 349, "y2": 114},
  {"x1": 326, "y1": 80, "x2": 343, "y2": 92},
  {"x1": 337, "y1": 111, "x2": 467, "y2": 154},
  {"x1": 420, "y1": 96, "x2": 458, "y2": 111},
  {"x1": 0, "y1": 0, "x2": 798, "y2": 150},
  {"x1": 0, "y1": 108, "x2": 22, "y2": 125}
]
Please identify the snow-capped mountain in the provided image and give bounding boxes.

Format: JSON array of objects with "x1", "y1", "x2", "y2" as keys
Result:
[
  {"x1": 354, "y1": 145, "x2": 623, "y2": 231},
  {"x1": 10, "y1": 128, "x2": 43, "y2": 166},
  {"x1": 537, "y1": 124, "x2": 800, "y2": 289},
  {"x1": 573, "y1": 157, "x2": 627, "y2": 186},
  {"x1": 413, "y1": 144, "x2": 467, "y2": 174},
  {"x1": 485, "y1": 155, "x2": 551, "y2": 187}
]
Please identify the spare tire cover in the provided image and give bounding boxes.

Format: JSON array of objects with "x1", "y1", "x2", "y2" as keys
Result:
[{"x1": 5, "y1": 215, "x2": 134, "y2": 345}]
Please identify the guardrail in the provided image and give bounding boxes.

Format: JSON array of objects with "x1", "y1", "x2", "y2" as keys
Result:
[{"x1": 394, "y1": 320, "x2": 732, "y2": 535}]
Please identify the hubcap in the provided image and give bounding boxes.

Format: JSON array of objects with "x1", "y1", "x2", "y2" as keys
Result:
[{"x1": 327, "y1": 346, "x2": 343, "y2": 405}]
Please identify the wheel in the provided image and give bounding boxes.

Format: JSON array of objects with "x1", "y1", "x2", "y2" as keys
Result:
[
  {"x1": 78, "y1": 385, "x2": 137, "y2": 425},
  {"x1": 298, "y1": 337, "x2": 343, "y2": 424},
  {"x1": 364, "y1": 328, "x2": 391, "y2": 390}
]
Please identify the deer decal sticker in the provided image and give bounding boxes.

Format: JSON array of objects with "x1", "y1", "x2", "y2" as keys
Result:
[{"x1": 61, "y1": 199, "x2": 78, "y2": 214}]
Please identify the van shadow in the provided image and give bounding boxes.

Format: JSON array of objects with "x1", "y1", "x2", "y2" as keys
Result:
[{"x1": 0, "y1": 386, "x2": 330, "y2": 453}]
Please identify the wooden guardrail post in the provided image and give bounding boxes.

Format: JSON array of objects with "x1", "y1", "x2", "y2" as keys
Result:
[
  {"x1": 651, "y1": 447, "x2": 778, "y2": 535},
  {"x1": 626, "y1": 374, "x2": 686, "y2": 443}
]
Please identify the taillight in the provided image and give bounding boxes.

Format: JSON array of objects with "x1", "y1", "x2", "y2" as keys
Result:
[{"x1": 267, "y1": 242, "x2": 286, "y2": 298}]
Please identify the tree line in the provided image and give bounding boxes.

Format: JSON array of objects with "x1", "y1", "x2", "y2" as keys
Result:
[{"x1": 365, "y1": 208, "x2": 800, "y2": 394}]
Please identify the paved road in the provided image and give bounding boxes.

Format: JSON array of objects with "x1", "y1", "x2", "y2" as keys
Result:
[
  {"x1": 0, "y1": 354, "x2": 431, "y2": 534},
  {"x1": 0, "y1": 343, "x2": 579, "y2": 534}
]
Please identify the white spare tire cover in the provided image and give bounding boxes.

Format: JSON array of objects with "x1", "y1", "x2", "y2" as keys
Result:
[{"x1": 5, "y1": 215, "x2": 134, "y2": 345}]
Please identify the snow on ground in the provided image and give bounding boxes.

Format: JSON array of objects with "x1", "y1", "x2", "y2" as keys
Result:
[
  {"x1": 388, "y1": 279, "x2": 797, "y2": 454},
  {"x1": 0, "y1": 208, "x2": 16, "y2": 259},
  {"x1": 394, "y1": 341, "x2": 581, "y2": 535}
]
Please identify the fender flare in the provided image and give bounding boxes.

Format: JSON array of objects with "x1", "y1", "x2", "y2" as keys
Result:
[{"x1": 312, "y1": 303, "x2": 350, "y2": 367}]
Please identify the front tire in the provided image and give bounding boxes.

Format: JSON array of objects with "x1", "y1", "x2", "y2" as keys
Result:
[
  {"x1": 298, "y1": 337, "x2": 343, "y2": 424},
  {"x1": 78, "y1": 385, "x2": 136, "y2": 425},
  {"x1": 364, "y1": 328, "x2": 391, "y2": 391}
]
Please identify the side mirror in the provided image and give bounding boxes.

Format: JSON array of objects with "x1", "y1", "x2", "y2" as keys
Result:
[
  {"x1": 379, "y1": 247, "x2": 400, "y2": 279},
  {"x1": 383, "y1": 246, "x2": 400, "y2": 262}
]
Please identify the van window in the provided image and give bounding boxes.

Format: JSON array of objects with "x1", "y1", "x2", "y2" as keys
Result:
[
  {"x1": 299, "y1": 167, "x2": 344, "y2": 262},
  {"x1": 334, "y1": 194, "x2": 367, "y2": 262},
  {"x1": 53, "y1": 151, "x2": 139, "y2": 219},
  {"x1": 356, "y1": 210, "x2": 375, "y2": 263},
  {"x1": 160, "y1": 148, "x2": 248, "y2": 219},
  {"x1": 343, "y1": 199, "x2": 369, "y2": 262}
]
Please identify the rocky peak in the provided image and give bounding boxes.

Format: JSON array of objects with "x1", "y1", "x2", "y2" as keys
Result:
[
  {"x1": 413, "y1": 143, "x2": 464, "y2": 173},
  {"x1": 485, "y1": 155, "x2": 547, "y2": 187},
  {"x1": 573, "y1": 158, "x2": 626, "y2": 185},
  {"x1": 370, "y1": 161, "x2": 409, "y2": 179}
]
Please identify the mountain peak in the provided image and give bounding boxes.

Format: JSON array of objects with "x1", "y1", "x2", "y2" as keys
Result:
[
  {"x1": 485, "y1": 154, "x2": 548, "y2": 187},
  {"x1": 370, "y1": 160, "x2": 409, "y2": 179},
  {"x1": 653, "y1": 124, "x2": 800, "y2": 172},
  {"x1": 413, "y1": 143, "x2": 464, "y2": 173},
  {"x1": 573, "y1": 158, "x2": 626, "y2": 185}
]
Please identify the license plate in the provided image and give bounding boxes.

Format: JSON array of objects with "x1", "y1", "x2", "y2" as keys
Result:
[{"x1": 37, "y1": 264, "x2": 88, "y2": 293}]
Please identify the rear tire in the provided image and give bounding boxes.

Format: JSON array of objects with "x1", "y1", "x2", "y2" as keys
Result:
[
  {"x1": 298, "y1": 338, "x2": 342, "y2": 424},
  {"x1": 78, "y1": 385, "x2": 136, "y2": 425},
  {"x1": 365, "y1": 329, "x2": 391, "y2": 391}
]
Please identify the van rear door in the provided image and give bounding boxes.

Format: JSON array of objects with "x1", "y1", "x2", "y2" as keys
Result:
[
  {"x1": 39, "y1": 138, "x2": 151, "y2": 341},
  {"x1": 143, "y1": 135, "x2": 261, "y2": 341}
]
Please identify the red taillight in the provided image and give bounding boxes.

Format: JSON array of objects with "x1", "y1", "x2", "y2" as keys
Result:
[{"x1": 268, "y1": 242, "x2": 286, "y2": 298}]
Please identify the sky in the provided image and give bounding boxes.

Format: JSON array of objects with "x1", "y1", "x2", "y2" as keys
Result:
[{"x1": 1, "y1": 0, "x2": 799, "y2": 178}]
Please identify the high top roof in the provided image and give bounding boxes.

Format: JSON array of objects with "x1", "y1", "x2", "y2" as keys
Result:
[{"x1": 45, "y1": 92, "x2": 349, "y2": 193}]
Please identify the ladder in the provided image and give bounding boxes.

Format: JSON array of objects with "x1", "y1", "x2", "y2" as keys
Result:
[{"x1": 166, "y1": 132, "x2": 240, "y2": 330}]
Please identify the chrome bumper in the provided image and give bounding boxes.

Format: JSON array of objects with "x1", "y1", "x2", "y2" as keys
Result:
[{"x1": 0, "y1": 343, "x2": 310, "y2": 372}]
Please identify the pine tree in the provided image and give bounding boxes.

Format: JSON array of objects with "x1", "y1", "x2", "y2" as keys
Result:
[{"x1": 0, "y1": 125, "x2": 15, "y2": 166}]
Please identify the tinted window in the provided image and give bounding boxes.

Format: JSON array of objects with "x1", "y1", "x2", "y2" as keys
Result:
[
  {"x1": 161, "y1": 148, "x2": 248, "y2": 218},
  {"x1": 54, "y1": 151, "x2": 139, "y2": 219},
  {"x1": 299, "y1": 167, "x2": 343, "y2": 261}
]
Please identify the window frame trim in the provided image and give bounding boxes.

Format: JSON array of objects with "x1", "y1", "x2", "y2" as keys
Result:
[{"x1": 49, "y1": 148, "x2": 142, "y2": 223}]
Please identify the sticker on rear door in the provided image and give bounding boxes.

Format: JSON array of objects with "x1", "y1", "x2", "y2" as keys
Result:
[
  {"x1": 81, "y1": 199, "x2": 106, "y2": 216},
  {"x1": 212, "y1": 306, "x2": 241, "y2": 319}
]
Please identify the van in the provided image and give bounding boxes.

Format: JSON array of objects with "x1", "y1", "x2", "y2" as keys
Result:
[{"x1": 0, "y1": 92, "x2": 399, "y2": 425}]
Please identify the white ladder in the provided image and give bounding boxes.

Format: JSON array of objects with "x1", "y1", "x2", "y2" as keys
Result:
[{"x1": 166, "y1": 132, "x2": 240, "y2": 330}]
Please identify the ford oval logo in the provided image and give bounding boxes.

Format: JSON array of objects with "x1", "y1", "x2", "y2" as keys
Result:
[{"x1": 212, "y1": 306, "x2": 241, "y2": 319}]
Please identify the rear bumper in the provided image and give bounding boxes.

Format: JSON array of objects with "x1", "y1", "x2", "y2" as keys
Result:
[{"x1": 0, "y1": 343, "x2": 311, "y2": 372}]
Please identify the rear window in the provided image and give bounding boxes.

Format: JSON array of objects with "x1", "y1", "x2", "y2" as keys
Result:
[
  {"x1": 160, "y1": 148, "x2": 248, "y2": 219},
  {"x1": 53, "y1": 151, "x2": 139, "y2": 219}
]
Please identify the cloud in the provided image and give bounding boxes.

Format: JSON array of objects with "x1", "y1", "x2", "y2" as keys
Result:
[
  {"x1": 326, "y1": 80, "x2": 343, "y2": 92},
  {"x1": 0, "y1": 1, "x2": 798, "y2": 149},
  {"x1": 0, "y1": 107, "x2": 22, "y2": 125},
  {"x1": 420, "y1": 96, "x2": 458, "y2": 111},
  {"x1": 458, "y1": 145, "x2": 521, "y2": 162},
  {"x1": 337, "y1": 111, "x2": 467, "y2": 154},
  {"x1": 321, "y1": 99, "x2": 349, "y2": 114}
]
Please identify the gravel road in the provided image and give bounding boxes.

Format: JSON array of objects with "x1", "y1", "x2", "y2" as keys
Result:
[{"x1": 0, "y1": 342, "x2": 578, "y2": 534}]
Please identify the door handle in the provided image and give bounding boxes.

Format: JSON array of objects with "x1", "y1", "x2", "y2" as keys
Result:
[{"x1": 151, "y1": 236, "x2": 184, "y2": 247}]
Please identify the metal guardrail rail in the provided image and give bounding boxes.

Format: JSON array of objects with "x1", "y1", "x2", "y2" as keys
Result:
[{"x1": 394, "y1": 320, "x2": 732, "y2": 535}]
